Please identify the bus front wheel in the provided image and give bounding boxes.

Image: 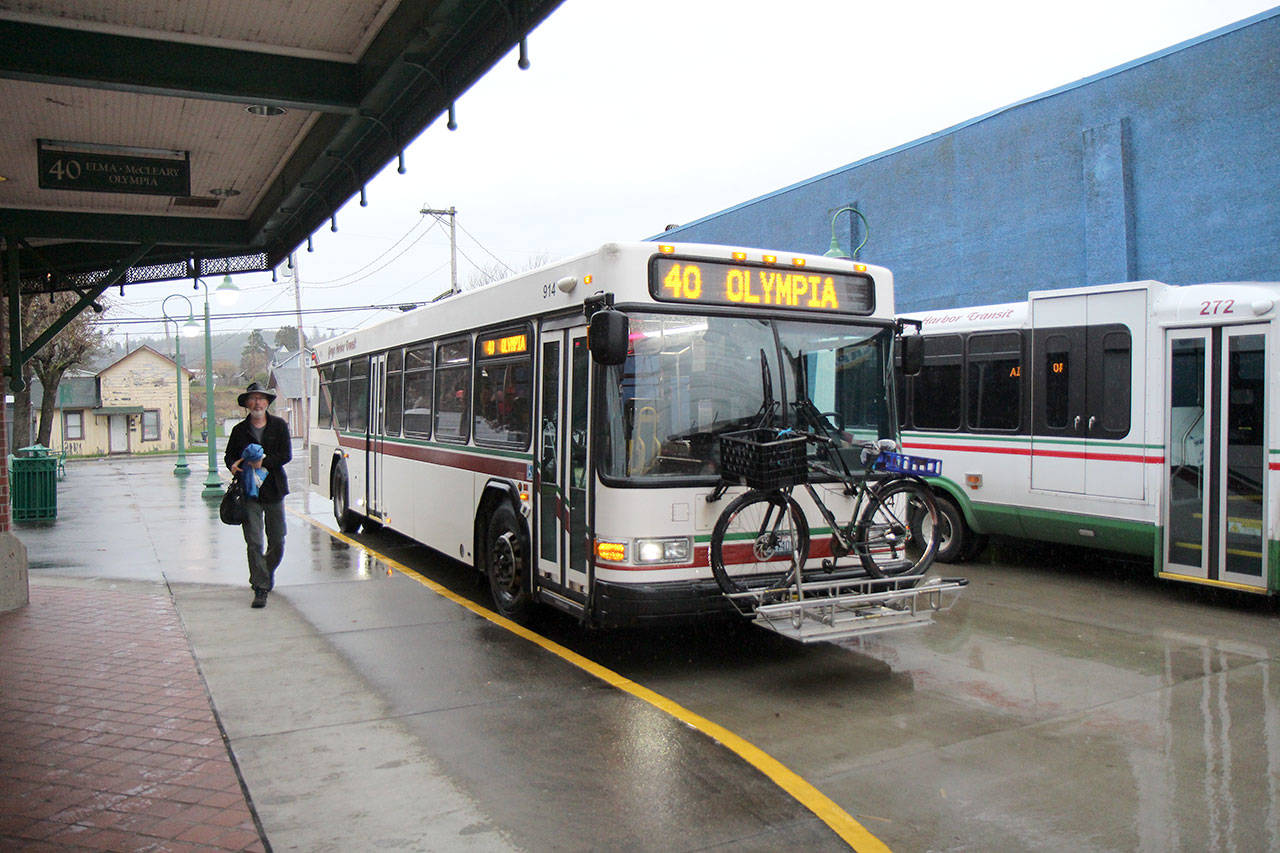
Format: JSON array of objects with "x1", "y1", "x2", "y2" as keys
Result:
[
  {"x1": 928, "y1": 493, "x2": 985, "y2": 563},
  {"x1": 332, "y1": 471, "x2": 362, "y2": 534},
  {"x1": 486, "y1": 504, "x2": 533, "y2": 621}
]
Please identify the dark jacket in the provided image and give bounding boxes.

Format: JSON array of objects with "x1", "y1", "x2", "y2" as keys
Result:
[{"x1": 224, "y1": 413, "x2": 292, "y2": 502}]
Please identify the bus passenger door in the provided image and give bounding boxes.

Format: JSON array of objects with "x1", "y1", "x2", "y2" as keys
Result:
[
  {"x1": 1031, "y1": 289, "x2": 1145, "y2": 499},
  {"x1": 534, "y1": 328, "x2": 592, "y2": 603},
  {"x1": 367, "y1": 353, "x2": 386, "y2": 521},
  {"x1": 1163, "y1": 325, "x2": 1267, "y2": 588}
]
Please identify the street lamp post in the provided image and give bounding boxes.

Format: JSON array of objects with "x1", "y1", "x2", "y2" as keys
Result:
[
  {"x1": 193, "y1": 274, "x2": 240, "y2": 499},
  {"x1": 161, "y1": 294, "x2": 194, "y2": 477},
  {"x1": 824, "y1": 206, "x2": 870, "y2": 259}
]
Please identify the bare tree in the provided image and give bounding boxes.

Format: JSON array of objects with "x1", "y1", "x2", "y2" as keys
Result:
[
  {"x1": 22, "y1": 294, "x2": 110, "y2": 447},
  {"x1": 465, "y1": 254, "x2": 550, "y2": 291}
]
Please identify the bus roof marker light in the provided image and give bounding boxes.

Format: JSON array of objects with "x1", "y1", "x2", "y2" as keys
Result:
[
  {"x1": 792, "y1": 258, "x2": 806, "y2": 267},
  {"x1": 763, "y1": 254, "x2": 777, "y2": 265},
  {"x1": 556, "y1": 276, "x2": 578, "y2": 293},
  {"x1": 659, "y1": 244, "x2": 675, "y2": 254},
  {"x1": 731, "y1": 251, "x2": 747, "y2": 261}
]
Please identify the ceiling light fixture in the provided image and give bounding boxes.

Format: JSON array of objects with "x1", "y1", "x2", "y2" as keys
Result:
[
  {"x1": 246, "y1": 104, "x2": 287, "y2": 117},
  {"x1": 208, "y1": 187, "x2": 240, "y2": 197}
]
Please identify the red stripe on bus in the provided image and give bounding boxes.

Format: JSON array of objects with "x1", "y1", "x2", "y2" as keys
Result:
[
  {"x1": 338, "y1": 435, "x2": 529, "y2": 480},
  {"x1": 902, "y1": 441, "x2": 1164, "y2": 465},
  {"x1": 598, "y1": 537, "x2": 838, "y2": 572}
]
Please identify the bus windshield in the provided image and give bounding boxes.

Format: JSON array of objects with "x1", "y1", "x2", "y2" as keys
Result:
[{"x1": 598, "y1": 313, "x2": 895, "y2": 481}]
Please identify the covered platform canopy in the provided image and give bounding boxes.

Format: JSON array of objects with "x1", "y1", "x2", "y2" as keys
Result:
[{"x1": 0, "y1": 0, "x2": 565, "y2": 381}]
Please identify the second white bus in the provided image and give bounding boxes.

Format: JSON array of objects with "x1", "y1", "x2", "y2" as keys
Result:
[{"x1": 899, "y1": 279, "x2": 1279, "y2": 595}]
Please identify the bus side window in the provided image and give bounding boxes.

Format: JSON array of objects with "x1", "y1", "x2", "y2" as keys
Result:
[
  {"x1": 911, "y1": 334, "x2": 962, "y2": 430},
  {"x1": 966, "y1": 332, "x2": 1022, "y2": 432},
  {"x1": 1043, "y1": 334, "x2": 1071, "y2": 430},
  {"x1": 317, "y1": 365, "x2": 334, "y2": 429},
  {"x1": 1096, "y1": 328, "x2": 1131, "y2": 436},
  {"x1": 435, "y1": 338, "x2": 471, "y2": 442},
  {"x1": 385, "y1": 347, "x2": 404, "y2": 436},
  {"x1": 348, "y1": 357, "x2": 370, "y2": 433},
  {"x1": 403, "y1": 344, "x2": 434, "y2": 437},
  {"x1": 331, "y1": 360, "x2": 349, "y2": 430}
]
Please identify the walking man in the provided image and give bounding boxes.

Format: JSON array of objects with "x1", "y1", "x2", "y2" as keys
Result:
[{"x1": 225, "y1": 382, "x2": 292, "y2": 608}]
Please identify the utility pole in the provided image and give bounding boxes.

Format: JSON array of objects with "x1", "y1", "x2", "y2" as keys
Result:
[
  {"x1": 287, "y1": 254, "x2": 310, "y2": 488},
  {"x1": 421, "y1": 206, "x2": 457, "y2": 293}
]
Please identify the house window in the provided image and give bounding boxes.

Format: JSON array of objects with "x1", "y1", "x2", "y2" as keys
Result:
[
  {"x1": 142, "y1": 409, "x2": 160, "y2": 441},
  {"x1": 63, "y1": 411, "x2": 84, "y2": 441}
]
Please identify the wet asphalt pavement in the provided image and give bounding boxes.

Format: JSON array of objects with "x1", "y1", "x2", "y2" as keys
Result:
[{"x1": 14, "y1": 447, "x2": 1280, "y2": 851}]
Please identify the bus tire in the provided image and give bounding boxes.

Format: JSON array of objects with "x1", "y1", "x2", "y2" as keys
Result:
[
  {"x1": 486, "y1": 503, "x2": 533, "y2": 621},
  {"x1": 331, "y1": 470, "x2": 362, "y2": 534},
  {"x1": 930, "y1": 493, "x2": 971, "y2": 564}
]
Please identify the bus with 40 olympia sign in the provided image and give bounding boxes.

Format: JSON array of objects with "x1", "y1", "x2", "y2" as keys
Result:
[
  {"x1": 311, "y1": 241, "x2": 955, "y2": 634},
  {"x1": 897, "y1": 279, "x2": 1280, "y2": 595}
]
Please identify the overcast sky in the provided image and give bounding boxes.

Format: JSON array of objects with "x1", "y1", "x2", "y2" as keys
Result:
[{"x1": 116, "y1": 0, "x2": 1278, "y2": 346}]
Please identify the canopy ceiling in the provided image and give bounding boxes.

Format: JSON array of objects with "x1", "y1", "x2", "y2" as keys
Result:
[{"x1": 0, "y1": 0, "x2": 565, "y2": 298}]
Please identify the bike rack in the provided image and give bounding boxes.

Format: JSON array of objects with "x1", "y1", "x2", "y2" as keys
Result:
[{"x1": 726, "y1": 574, "x2": 969, "y2": 644}]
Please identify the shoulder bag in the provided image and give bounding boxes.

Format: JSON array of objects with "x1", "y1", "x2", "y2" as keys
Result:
[{"x1": 219, "y1": 473, "x2": 247, "y2": 526}]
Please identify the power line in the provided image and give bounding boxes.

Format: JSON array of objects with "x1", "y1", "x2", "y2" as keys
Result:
[{"x1": 91, "y1": 302, "x2": 430, "y2": 327}]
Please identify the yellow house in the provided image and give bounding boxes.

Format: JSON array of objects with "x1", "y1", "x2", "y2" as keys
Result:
[{"x1": 39, "y1": 346, "x2": 193, "y2": 457}]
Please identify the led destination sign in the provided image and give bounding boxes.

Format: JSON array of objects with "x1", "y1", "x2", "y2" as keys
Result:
[
  {"x1": 480, "y1": 332, "x2": 528, "y2": 357},
  {"x1": 650, "y1": 257, "x2": 873, "y2": 314}
]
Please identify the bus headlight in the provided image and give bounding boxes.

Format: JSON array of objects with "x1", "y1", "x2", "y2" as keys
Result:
[{"x1": 635, "y1": 537, "x2": 692, "y2": 564}]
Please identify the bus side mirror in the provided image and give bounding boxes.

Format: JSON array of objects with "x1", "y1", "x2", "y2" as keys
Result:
[
  {"x1": 900, "y1": 334, "x2": 924, "y2": 376},
  {"x1": 589, "y1": 310, "x2": 630, "y2": 365}
]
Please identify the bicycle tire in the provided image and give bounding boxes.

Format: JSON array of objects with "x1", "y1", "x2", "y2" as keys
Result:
[
  {"x1": 710, "y1": 490, "x2": 810, "y2": 596},
  {"x1": 854, "y1": 477, "x2": 940, "y2": 578}
]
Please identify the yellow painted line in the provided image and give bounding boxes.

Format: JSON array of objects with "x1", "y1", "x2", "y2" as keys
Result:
[
  {"x1": 1156, "y1": 571, "x2": 1268, "y2": 594},
  {"x1": 290, "y1": 508, "x2": 889, "y2": 852}
]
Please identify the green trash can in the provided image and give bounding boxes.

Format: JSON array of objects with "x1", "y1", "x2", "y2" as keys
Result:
[{"x1": 10, "y1": 444, "x2": 57, "y2": 522}]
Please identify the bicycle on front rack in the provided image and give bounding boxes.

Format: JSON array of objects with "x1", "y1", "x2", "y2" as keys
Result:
[{"x1": 708, "y1": 400, "x2": 942, "y2": 603}]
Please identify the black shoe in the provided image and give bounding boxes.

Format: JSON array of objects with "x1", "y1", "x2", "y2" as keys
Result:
[{"x1": 251, "y1": 589, "x2": 268, "y2": 608}]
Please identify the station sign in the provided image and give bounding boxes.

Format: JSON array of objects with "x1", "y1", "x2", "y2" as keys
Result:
[{"x1": 37, "y1": 139, "x2": 191, "y2": 197}]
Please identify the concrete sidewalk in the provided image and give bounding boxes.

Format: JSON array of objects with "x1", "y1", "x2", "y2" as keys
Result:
[{"x1": 3, "y1": 450, "x2": 848, "y2": 852}]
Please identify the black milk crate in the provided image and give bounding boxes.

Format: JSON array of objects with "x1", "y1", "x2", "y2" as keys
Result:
[
  {"x1": 719, "y1": 429, "x2": 808, "y2": 489},
  {"x1": 874, "y1": 451, "x2": 942, "y2": 477}
]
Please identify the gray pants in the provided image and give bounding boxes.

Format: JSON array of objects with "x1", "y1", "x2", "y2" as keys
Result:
[{"x1": 242, "y1": 499, "x2": 286, "y2": 592}]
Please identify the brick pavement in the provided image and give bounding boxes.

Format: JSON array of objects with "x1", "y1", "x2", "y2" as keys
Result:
[{"x1": 0, "y1": 582, "x2": 267, "y2": 852}]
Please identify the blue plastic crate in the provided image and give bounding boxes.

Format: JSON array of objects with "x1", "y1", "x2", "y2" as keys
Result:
[{"x1": 874, "y1": 451, "x2": 942, "y2": 477}]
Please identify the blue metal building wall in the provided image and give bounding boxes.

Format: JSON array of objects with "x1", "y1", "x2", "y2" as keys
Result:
[{"x1": 654, "y1": 9, "x2": 1280, "y2": 312}]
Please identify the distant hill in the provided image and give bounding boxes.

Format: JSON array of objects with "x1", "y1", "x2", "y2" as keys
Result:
[{"x1": 90, "y1": 328, "x2": 323, "y2": 372}]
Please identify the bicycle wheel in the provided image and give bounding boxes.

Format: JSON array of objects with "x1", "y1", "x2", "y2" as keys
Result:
[
  {"x1": 854, "y1": 477, "x2": 939, "y2": 578},
  {"x1": 710, "y1": 490, "x2": 810, "y2": 596}
]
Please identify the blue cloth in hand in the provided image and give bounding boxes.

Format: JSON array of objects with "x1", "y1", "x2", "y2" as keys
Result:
[{"x1": 241, "y1": 443, "x2": 269, "y2": 497}]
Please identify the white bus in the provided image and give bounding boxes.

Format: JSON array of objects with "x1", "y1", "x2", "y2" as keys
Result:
[
  {"x1": 899, "y1": 280, "x2": 1279, "y2": 595},
  {"x1": 309, "y1": 241, "x2": 915, "y2": 626}
]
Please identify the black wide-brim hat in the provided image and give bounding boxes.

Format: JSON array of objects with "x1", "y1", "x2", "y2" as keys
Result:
[{"x1": 238, "y1": 382, "x2": 277, "y2": 407}]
